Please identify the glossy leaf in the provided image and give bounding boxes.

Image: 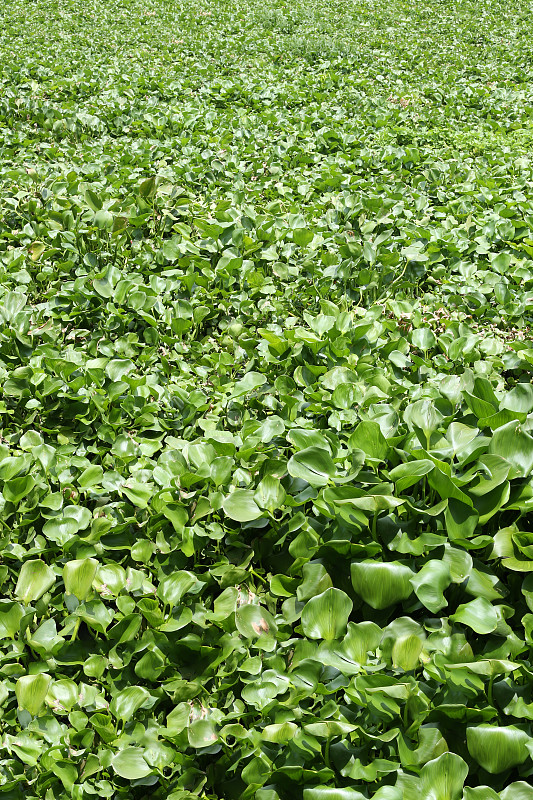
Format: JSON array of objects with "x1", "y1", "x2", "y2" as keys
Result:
[
  {"x1": 489, "y1": 421, "x2": 533, "y2": 477},
  {"x1": 1, "y1": 0, "x2": 533, "y2": 794},
  {"x1": 301, "y1": 587, "x2": 353, "y2": 640},
  {"x1": 351, "y1": 561, "x2": 414, "y2": 609},
  {"x1": 451, "y1": 598, "x2": 498, "y2": 634},
  {"x1": 466, "y1": 725, "x2": 531, "y2": 773},
  {"x1": 112, "y1": 747, "x2": 152, "y2": 779},
  {"x1": 235, "y1": 603, "x2": 278, "y2": 639},
  {"x1": 288, "y1": 447, "x2": 336, "y2": 487},
  {"x1": 410, "y1": 560, "x2": 452, "y2": 613},
  {"x1": 303, "y1": 789, "x2": 366, "y2": 800},
  {"x1": 222, "y1": 489, "x2": 263, "y2": 521},
  {"x1": 15, "y1": 673, "x2": 51, "y2": 716},
  {"x1": 15, "y1": 561, "x2": 56, "y2": 605},
  {"x1": 419, "y1": 752, "x2": 468, "y2": 800},
  {"x1": 63, "y1": 558, "x2": 98, "y2": 602}
]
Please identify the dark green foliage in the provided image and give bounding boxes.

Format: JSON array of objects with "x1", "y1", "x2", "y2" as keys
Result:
[{"x1": 1, "y1": 0, "x2": 533, "y2": 797}]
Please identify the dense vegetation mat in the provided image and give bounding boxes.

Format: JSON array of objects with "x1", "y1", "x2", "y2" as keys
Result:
[{"x1": 2, "y1": 0, "x2": 533, "y2": 797}]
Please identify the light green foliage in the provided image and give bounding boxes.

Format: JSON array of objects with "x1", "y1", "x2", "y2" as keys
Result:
[{"x1": 0, "y1": 0, "x2": 533, "y2": 797}]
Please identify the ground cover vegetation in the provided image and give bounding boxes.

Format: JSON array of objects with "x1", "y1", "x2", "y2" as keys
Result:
[{"x1": 1, "y1": 0, "x2": 533, "y2": 796}]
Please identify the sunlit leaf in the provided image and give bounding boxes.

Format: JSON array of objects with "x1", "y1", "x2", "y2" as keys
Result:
[
  {"x1": 351, "y1": 561, "x2": 414, "y2": 609},
  {"x1": 15, "y1": 673, "x2": 51, "y2": 716},
  {"x1": 15, "y1": 561, "x2": 56, "y2": 605},
  {"x1": 467, "y1": 725, "x2": 531, "y2": 773},
  {"x1": 63, "y1": 558, "x2": 98, "y2": 602},
  {"x1": 112, "y1": 747, "x2": 152, "y2": 779},
  {"x1": 301, "y1": 587, "x2": 353, "y2": 640}
]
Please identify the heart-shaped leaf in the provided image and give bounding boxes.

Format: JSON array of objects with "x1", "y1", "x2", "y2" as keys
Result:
[
  {"x1": 467, "y1": 725, "x2": 531, "y2": 773},
  {"x1": 63, "y1": 558, "x2": 98, "y2": 602},
  {"x1": 222, "y1": 489, "x2": 263, "y2": 521},
  {"x1": 112, "y1": 747, "x2": 152, "y2": 779},
  {"x1": 351, "y1": 561, "x2": 414, "y2": 609},
  {"x1": 288, "y1": 446, "x2": 336, "y2": 487},
  {"x1": 15, "y1": 673, "x2": 51, "y2": 716},
  {"x1": 15, "y1": 561, "x2": 56, "y2": 605},
  {"x1": 301, "y1": 587, "x2": 353, "y2": 640}
]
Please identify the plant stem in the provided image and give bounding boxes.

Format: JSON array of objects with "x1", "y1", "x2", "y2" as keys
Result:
[
  {"x1": 371, "y1": 512, "x2": 378, "y2": 542},
  {"x1": 324, "y1": 735, "x2": 331, "y2": 769},
  {"x1": 70, "y1": 617, "x2": 81, "y2": 642},
  {"x1": 251, "y1": 569, "x2": 267, "y2": 586},
  {"x1": 488, "y1": 674, "x2": 495, "y2": 707},
  {"x1": 403, "y1": 700, "x2": 409, "y2": 729}
]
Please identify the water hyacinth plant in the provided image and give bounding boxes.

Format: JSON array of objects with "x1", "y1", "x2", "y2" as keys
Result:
[{"x1": 1, "y1": 0, "x2": 533, "y2": 797}]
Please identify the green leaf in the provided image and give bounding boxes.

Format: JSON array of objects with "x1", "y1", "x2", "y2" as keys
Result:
[
  {"x1": 110, "y1": 686, "x2": 151, "y2": 722},
  {"x1": 427, "y1": 465, "x2": 472, "y2": 506},
  {"x1": 325, "y1": 486, "x2": 403, "y2": 514},
  {"x1": 261, "y1": 721, "x2": 298, "y2": 742},
  {"x1": 42, "y1": 516, "x2": 79, "y2": 545},
  {"x1": 43, "y1": 754, "x2": 78, "y2": 791},
  {"x1": 419, "y1": 752, "x2": 468, "y2": 800},
  {"x1": 405, "y1": 399, "x2": 442, "y2": 444},
  {"x1": 5, "y1": 733, "x2": 42, "y2": 766},
  {"x1": 446, "y1": 422, "x2": 479, "y2": 456},
  {"x1": 235, "y1": 604, "x2": 278, "y2": 638},
  {"x1": 301, "y1": 587, "x2": 353, "y2": 640},
  {"x1": 293, "y1": 228, "x2": 314, "y2": 247},
  {"x1": 78, "y1": 599, "x2": 115, "y2": 633},
  {"x1": 349, "y1": 421, "x2": 389, "y2": 461},
  {"x1": 351, "y1": 561, "x2": 414, "y2": 609},
  {"x1": 501, "y1": 384, "x2": 533, "y2": 415},
  {"x1": 0, "y1": 456, "x2": 28, "y2": 481},
  {"x1": 392, "y1": 633, "x2": 424, "y2": 671},
  {"x1": 342, "y1": 621, "x2": 382, "y2": 664},
  {"x1": 232, "y1": 372, "x2": 267, "y2": 398},
  {"x1": 463, "y1": 789, "x2": 500, "y2": 800},
  {"x1": 500, "y1": 783, "x2": 533, "y2": 800},
  {"x1": 411, "y1": 327, "x2": 436, "y2": 351},
  {"x1": 112, "y1": 747, "x2": 152, "y2": 779},
  {"x1": 372, "y1": 790, "x2": 403, "y2": 800},
  {"x1": 242, "y1": 755, "x2": 271, "y2": 787},
  {"x1": 3, "y1": 475, "x2": 35, "y2": 503},
  {"x1": 77, "y1": 464, "x2": 103, "y2": 488},
  {"x1": 0, "y1": 601, "x2": 24, "y2": 639},
  {"x1": 254, "y1": 475, "x2": 286, "y2": 513},
  {"x1": 466, "y1": 725, "x2": 531, "y2": 773},
  {"x1": 489, "y1": 421, "x2": 533, "y2": 477},
  {"x1": 445, "y1": 499, "x2": 479, "y2": 541},
  {"x1": 63, "y1": 558, "x2": 98, "y2": 601},
  {"x1": 15, "y1": 560, "x2": 56, "y2": 604},
  {"x1": 442, "y1": 545, "x2": 472, "y2": 583},
  {"x1": 381, "y1": 617, "x2": 425, "y2": 669},
  {"x1": 410, "y1": 560, "x2": 452, "y2": 613},
  {"x1": 85, "y1": 189, "x2": 102, "y2": 211},
  {"x1": 47, "y1": 679, "x2": 78, "y2": 711},
  {"x1": 135, "y1": 649, "x2": 165, "y2": 679},
  {"x1": 15, "y1": 673, "x2": 51, "y2": 716},
  {"x1": 303, "y1": 790, "x2": 366, "y2": 800},
  {"x1": 398, "y1": 727, "x2": 448, "y2": 768},
  {"x1": 222, "y1": 489, "x2": 263, "y2": 521},
  {"x1": 451, "y1": 597, "x2": 498, "y2": 634},
  {"x1": 139, "y1": 176, "x2": 157, "y2": 198},
  {"x1": 188, "y1": 718, "x2": 218, "y2": 748},
  {"x1": 389, "y1": 459, "x2": 434, "y2": 493},
  {"x1": 288, "y1": 446, "x2": 336, "y2": 487},
  {"x1": 157, "y1": 571, "x2": 197, "y2": 608},
  {"x1": 121, "y1": 479, "x2": 153, "y2": 508},
  {"x1": 297, "y1": 562, "x2": 333, "y2": 601}
]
